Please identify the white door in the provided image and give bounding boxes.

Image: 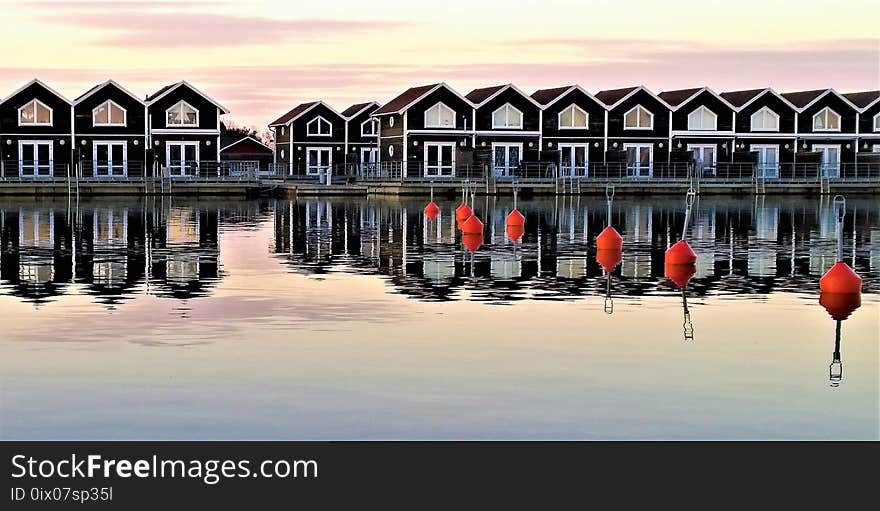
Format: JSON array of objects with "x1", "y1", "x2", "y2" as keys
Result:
[
  {"x1": 751, "y1": 144, "x2": 779, "y2": 178},
  {"x1": 19, "y1": 141, "x2": 53, "y2": 178},
  {"x1": 306, "y1": 147, "x2": 332, "y2": 176},
  {"x1": 94, "y1": 141, "x2": 127, "y2": 177},
  {"x1": 624, "y1": 143, "x2": 653, "y2": 177},
  {"x1": 167, "y1": 142, "x2": 199, "y2": 177},
  {"x1": 360, "y1": 147, "x2": 378, "y2": 176},
  {"x1": 813, "y1": 144, "x2": 840, "y2": 178},
  {"x1": 492, "y1": 143, "x2": 522, "y2": 177},
  {"x1": 558, "y1": 143, "x2": 588, "y2": 177},
  {"x1": 688, "y1": 144, "x2": 716, "y2": 176},
  {"x1": 424, "y1": 142, "x2": 455, "y2": 177}
]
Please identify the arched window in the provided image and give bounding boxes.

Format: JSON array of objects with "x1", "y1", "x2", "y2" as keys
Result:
[
  {"x1": 306, "y1": 116, "x2": 332, "y2": 136},
  {"x1": 558, "y1": 104, "x2": 588, "y2": 128},
  {"x1": 687, "y1": 106, "x2": 717, "y2": 131},
  {"x1": 166, "y1": 101, "x2": 199, "y2": 126},
  {"x1": 624, "y1": 105, "x2": 653, "y2": 129},
  {"x1": 750, "y1": 107, "x2": 779, "y2": 131},
  {"x1": 93, "y1": 100, "x2": 126, "y2": 126},
  {"x1": 492, "y1": 103, "x2": 523, "y2": 129},
  {"x1": 424, "y1": 102, "x2": 456, "y2": 128},
  {"x1": 812, "y1": 107, "x2": 840, "y2": 131},
  {"x1": 18, "y1": 99, "x2": 53, "y2": 126}
]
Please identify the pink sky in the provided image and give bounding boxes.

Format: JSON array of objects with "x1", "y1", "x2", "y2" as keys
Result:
[{"x1": 1, "y1": 0, "x2": 877, "y2": 129}]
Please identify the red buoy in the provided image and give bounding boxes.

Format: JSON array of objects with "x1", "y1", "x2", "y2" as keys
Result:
[
  {"x1": 455, "y1": 203, "x2": 472, "y2": 222},
  {"x1": 819, "y1": 262, "x2": 862, "y2": 294},
  {"x1": 506, "y1": 209, "x2": 525, "y2": 227},
  {"x1": 462, "y1": 233, "x2": 483, "y2": 253},
  {"x1": 506, "y1": 223, "x2": 525, "y2": 243},
  {"x1": 461, "y1": 214, "x2": 484, "y2": 235},
  {"x1": 819, "y1": 292, "x2": 861, "y2": 321},
  {"x1": 424, "y1": 201, "x2": 440, "y2": 219},
  {"x1": 664, "y1": 262, "x2": 696, "y2": 289},
  {"x1": 665, "y1": 240, "x2": 697, "y2": 265},
  {"x1": 596, "y1": 249, "x2": 622, "y2": 273},
  {"x1": 596, "y1": 225, "x2": 623, "y2": 251}
]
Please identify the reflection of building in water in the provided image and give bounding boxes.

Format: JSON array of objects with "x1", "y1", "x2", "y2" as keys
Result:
[
  {"x1": 748, "y1": 197, "x2": 779, "y2": 277},
  {"x1": 148, "y1": 205, "x2": 220, "y2": 299},
  {"x1": 621, "y1": 203, "x2": 653, "y2": 279}
]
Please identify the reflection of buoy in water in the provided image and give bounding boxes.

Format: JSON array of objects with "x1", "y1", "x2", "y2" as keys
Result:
[
  {"x1": 455, "y1": 203, "x2": 472, "y2": 222},
  {"x1": 665, "y1": 240, "x2": 697, "y2": 265},
  {"x1": 819, "y1": 292, "x2": 861, "y2": 321},
  {"x1": 506, "y1": 209, "x2": 525, "y2": 226},
  {"x1": 506, "y1": 223, "x2": 525, "y2": 243},
  {"x1": 596, "y1": 226, "x2": 623, "y2": 251},
  {"x1": 461, "y1": 214, "x2": 484, "y2": 235},
  {"x1": 664, "y1": 262, "x2": 696, "y2": 289},
  {"x1": 424, "y1": 201, "x2": 440, "y2": 219},
  {"x1": 462, "y1": 233, "x2": 483, "y2": 253},
  {"x1": 596, "y1": 249, "x2": 622, "y2": 273},
  {"x1": 819, "y1": 262, "x2": 862, "y2": 294}
]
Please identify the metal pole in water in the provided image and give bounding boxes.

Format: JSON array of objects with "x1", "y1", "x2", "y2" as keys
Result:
[{"x1": 833, "y1": 195, "x2": 845, "y2": 262}]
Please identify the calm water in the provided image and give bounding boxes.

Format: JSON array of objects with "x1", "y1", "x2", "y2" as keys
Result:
[{"x1": 0, "y1": 195, "x2": 877, "y2": 439}]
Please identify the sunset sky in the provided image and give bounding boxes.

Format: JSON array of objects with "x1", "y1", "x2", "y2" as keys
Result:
[{"x1": 1, "y1": 0, "x2": 877, "y2": 129}]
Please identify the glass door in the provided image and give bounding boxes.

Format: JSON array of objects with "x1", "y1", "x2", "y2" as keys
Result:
[
  {"x1": 624, "y1": 144, "x2": 653, "y2": 177},
  {"x1": 19, "y1": 141, "x2": 53, "y2": 178},
  {"x1": 360, "y1": 147, "x2": 378, "y2": 177},
  {"x1": 688, "y1": 144, "x2": 716, "y2": 176},
  {"x1": 94, "y1": 141, "x2": 127, "y2": 178},
  {"x1": 167, "y1": 142, "x2": 199, "y2": 177},
  {"x1": 751, "y1": 145, "x2": 779, "y2": 178},
  {"x1": 813, "y1": 144, "x2": 840, "y2": 178},
  {"x1": 306, "y1": 147, "x2": 332, "y2": 176},
  {"x1": 492, "y1": 143, "x2": 521, "y2": 177},
  {"x1": 558, "y1": 143, "x2": 588, "y2": 177},
  {"x1": 424, "y1": 143, "x2": 455, "y2": 177}
]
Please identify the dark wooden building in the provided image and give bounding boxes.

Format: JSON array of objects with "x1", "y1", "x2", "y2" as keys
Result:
[
  {"x1": 0, "y1": 79, "x2": 72, "y2": 179},
  {"x1": 146, "y1": 81, "x2": 229, "y2": 178},
  {"x1": 782, "y1": 89, "x2": 860, "y2": 175},
  {"x1": 845, "y1": 90, "x2": 880, "y2": 154},
  {"x1": 465, "y1": 84, "x2": 541, "y2": 177},
  {"x1": 268, "y1": 101, "x2": 346, "y2": 177},
  {"x1": 596, "y1": 86, "x2": 672, "y2": 177},
  {"x1": 721, "y1": 88, "x2": 798, "y2": 178},
  {"x1": 532, "y1": 85, "x2": 607, "y2": 176},
  {"x1": 73, "y1": 80, "x2": 147, "y2": 179},
  {"x1": 659, "y1": 87, "x2": 736, "y2": 175},
  {"x1": 219, "y1": 136, "x2": 273, "y2": 173},
  {"x1": 341, "y1": 101, "x2": 381, "y2": 174},
  {"x1": 372, "y1": 83, "x2": 475, "y2": 178}
]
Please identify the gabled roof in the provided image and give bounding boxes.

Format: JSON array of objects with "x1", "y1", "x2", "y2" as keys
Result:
[
  {"x1": 465, "y1": 83, "x2": 542, "y2": 108},
  {"x1": 219, "y1": 135, "x2": 273, "y2": 153},
  {"x1": 531, "y1": 86, "x2": 574, "y2": 106},
  {"x1": 658, "y1": 86, "x2": 736, "y2": 111},
  {"x1": 594, "y1": 85, "x2": 672, "y2": 110},
  {"x1": 720, "y1": 88, "x2": 798, "y2": 111},
  {"x1": 781, "y1": 88, "x2": 859, "y2": 112},
  {"x1": 73, "y1": 79, "x2": 145, "y2": 106},
  {"x1": 843, "y1": 90, "x2": 880, "y2": 110},
  {"x1": 341, "y1": 101, "x2": 380, "y2": 118},
  {"x1": 146, "y1": 81, "x2": 230, "y2": 114},
  {"x1": 373, "y1": 83, "x2": 472, "y2": 115},
  {"x1": 268, "y1": 101, "x2": 317, "y2": 126},
  {"x1": 0, "y1": 78, "x2": 71, "y2": 106}
]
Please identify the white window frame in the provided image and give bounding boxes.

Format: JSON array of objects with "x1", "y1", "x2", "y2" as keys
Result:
[
  {"x1": 491, "y1": 142, "x2": 523, "y2": 176},
  {"x1": 305, "y1": 146, "x2": 332, "y2": 176},
  {"x1": 360, "y1": 118, "x2": 378, "y2": 136},
  {"x1": 623, "y1": 143, "x2": 653, "y2": 177},
  {"x1": 813, "y1": 144, "x2": 841, "y2": 178},
  {"x1": 872, "y1": 113, "x2": 879, "y2": 132},
  {"x1": 166, "y1": 141, "x2": 200, "y2": 177},
  {"x1": 166, "y1": 100, "x2": 199, "y2": 127},
  {"x1": 424, "y1": 102, "x2": 456, "y2": 128},
  {"x1": 750, "y1": 144, "x2": 779, "y2": 178},
  {"x1": 687, "y1": 105, "x2": 717, "y2": 131},
  {"x1": 18, "y1": 99, "x2": 53, "y2": 127},
  {"x1": 93, "y1": 140, "x2": 128, "y2": 177},
  {"x1": 687, "y1": 144, "x2": 717, "y2": 175},
  {"x1": 558, "y1": 104, "x2": 588, "y2": 129},
  {"x1": 18, "y1": 140, "x2": 54, "y2": 177},
  {"x1": 623, "y1": 105, "x2": 653, "y2": 130},
  {"x1": 307, "y1": 116, "x2": 332, "y2": 136},
  {"x1": 558, "y1": 143, "x2": 589, "y2": 177},
  {"x1": 491, "y1": 103, "x2": 523, "y2": 129},
  {"x1": 93, "y1": 99, "x2": 127, "y2": 127},
  {"x1": 750, "y1": 106, "x2": 779, "y2": 132},
  {"x1": 812, "y1": 107, "x2": 841, "y2": 132},
  {"x1": 423, "y1": 142, "x2": 456, "y2": 177},
  {"x1": 873, "y1": 144, "x2": 880, "y2": 153}
]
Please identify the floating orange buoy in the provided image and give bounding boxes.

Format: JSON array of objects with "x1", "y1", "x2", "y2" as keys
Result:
[
  {"x1": 506, "y1": 209, "x2": 525, "y2": 227},
  {"x1": 819, "y1": 262, "x2": 862, "y2": 294},
  {"x1": 819, "y1": 292, "x2": 861, "y2": 321},
  {"x1": 664, "y1": 262, "x2": 696, "y2": 289},
  {"x1": 424, "y1": 201, "x2": 440, "y2": 219},
  {"x1": 665, "y1": 240, "x2": 697, "y2": 265},
  {"x1": 506, "y1": 223, "x2": 525, "y2": 243},
  {"x1": 462, "y1": 233, "x2": 483, "y2": 253},
  {"x1": 461, "y1": 214, "x2": 484, "y2": 235},
  {"x1": 596, "y1": 225, "x2": 623, "y2": 251},
  {"x1": 596, "y1": 249, "x2": 622, "y2": 273},
  {"x1": 455, "y1": 203, "x2": 472, "y2": 222}
]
